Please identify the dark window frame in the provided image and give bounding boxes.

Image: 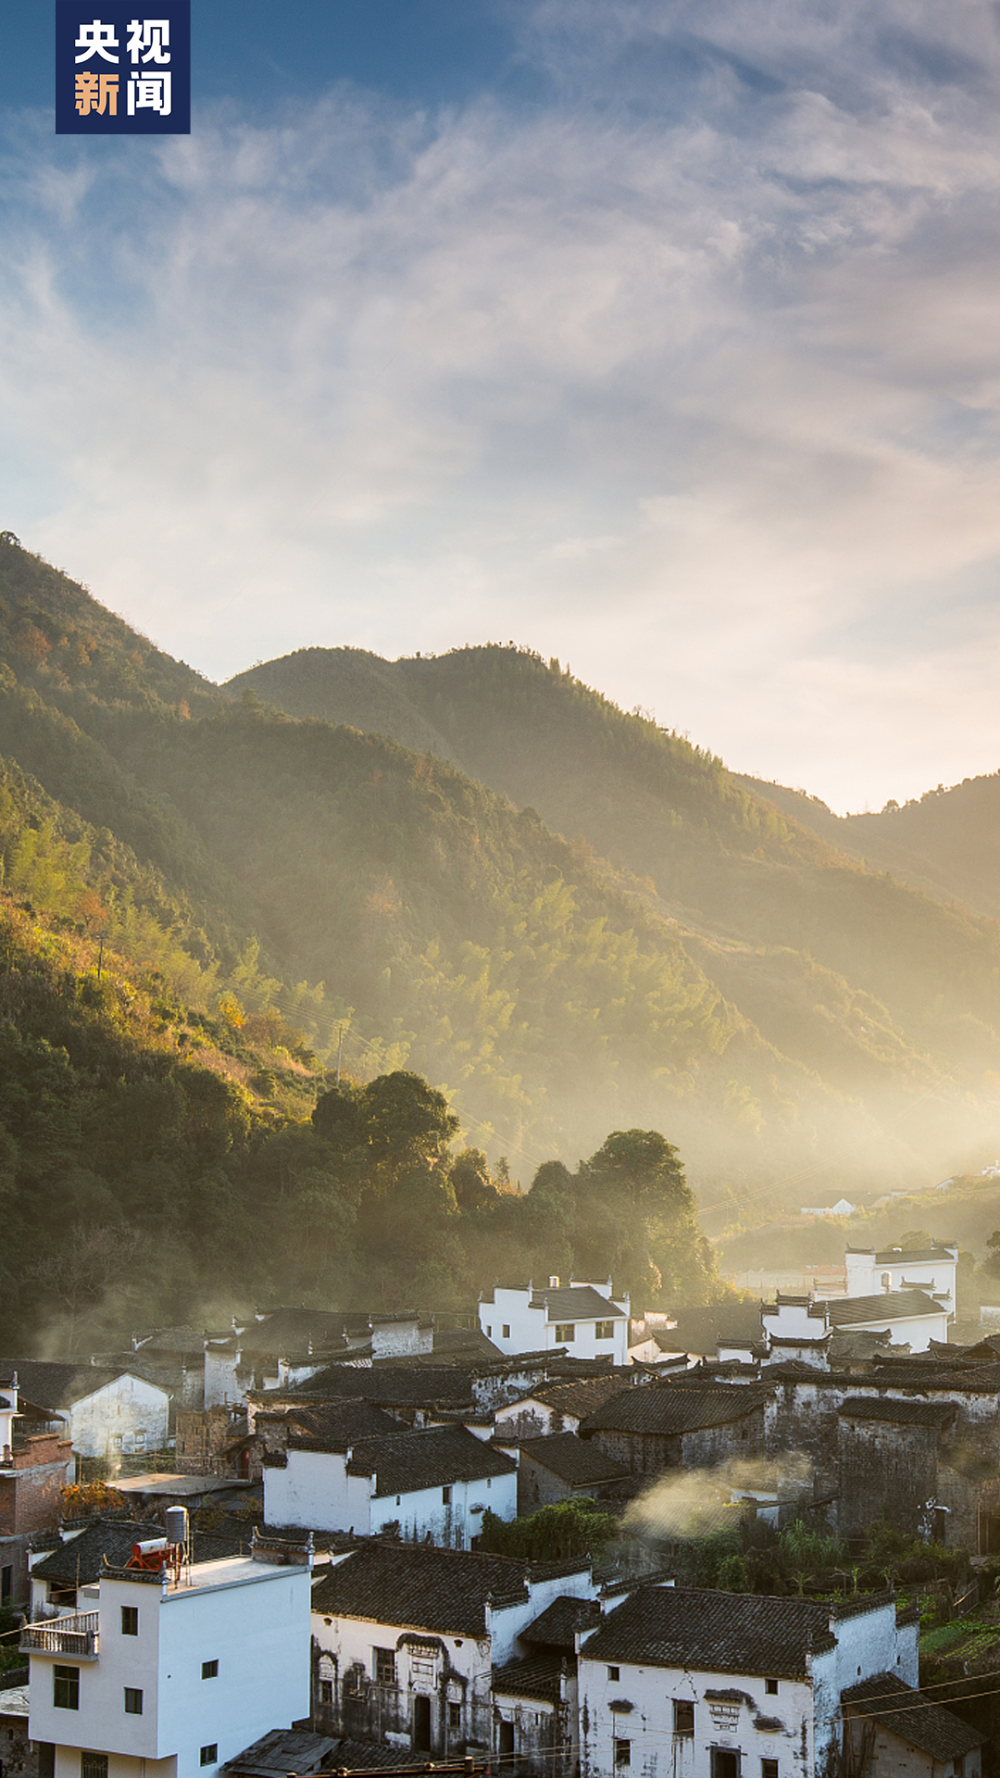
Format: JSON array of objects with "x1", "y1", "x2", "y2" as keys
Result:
[
  {"x1": 202, "y1": 1659, "x2": 219, "y2": 1680},
  {"x1": 54, "y1": 1667, "x2": 79, "y2": 1711},
  {"x1": 123, "y1": 1687, "x2": 143, "y2": 1716},
  {"x1": 121, "y1": 1606, "x2": 138, "y2": 1637},
  {"x1": 673, "y1": 1700, "x2": 695, "y2": 1736}
]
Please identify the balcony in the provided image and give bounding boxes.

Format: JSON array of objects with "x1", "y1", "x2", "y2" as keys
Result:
[{"x1": 21, "y1": 1612, "x2": 100, "y2": 1659}]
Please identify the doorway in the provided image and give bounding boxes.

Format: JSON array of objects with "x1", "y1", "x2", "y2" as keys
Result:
[
  {"x1": 498, "y1": 1722, "x2": 515, "y2": 1766},
  {"x1": 711, "y1": 1751, "x2": 740, "y2": 1778},
  {"x1": 413, "y1": 1695, "x2": 432, "y2": 1753}
]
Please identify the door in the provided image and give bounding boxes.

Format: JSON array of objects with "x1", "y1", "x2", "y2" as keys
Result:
[
  {"x1": 498, "y1": 1721, "x2": 515, "y2": 1766},
  {"x1": 413, "y1": 1694, "x2": 432, "y2": 1753},
  {"x1": 711, "y1": 1752, "x2": 740, "y2": 1778}
]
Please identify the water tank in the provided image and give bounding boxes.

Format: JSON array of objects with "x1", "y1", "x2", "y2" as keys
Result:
[
  {"x1": 165, "y1": 1506, "x2": 189, "y2": 1548},
  {"x1": 133, "y1": 1538, "x2": 167, "y2": 1558}
]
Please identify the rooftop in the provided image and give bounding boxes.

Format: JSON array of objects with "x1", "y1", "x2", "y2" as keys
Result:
[
  {"x1": 0, "y1": 1360, "x2": 157, "y2": 1410},
  {"x1": 580, "y1": 1383, "x2": 769, "y2": 1438},
  {"x1": 492, "y1": 1651, "x2": 565, "y2": 1702},
  {"x1": 519, "y1": 1432, "x2": 629, "y2": 1487},
  {"x1": 521, "y1": 1594, "x2": 602, "y2": 1649},
  {"x1": 32, "y1": 1517, "x2": 248, "y2": 1586},
  {"x1": 225, "y1": 1729, "x2": 427, "y2": 1776},
  {"x1": 842, "y1": 1673, "x2": 981, "y2": 1761},
  {"x1": 838, "y1": 1398, "x2": 956, "y2": 1429},
  {"x1": 344, "y1": 1423, "x2": 516, "y2": 1496},
  {"x1": 289, "y1": 1365, "x2": 477, "y2": 1408},
  {"x1": 827, "y1": 1291, "x2": 944, "y2": 1328},
  {"x1": 310, "y1": 1540, "x2": 534, "y2": 1635},
  {"x1": 578, "y1": 1586, "x2": 895, "y2": 1678}
]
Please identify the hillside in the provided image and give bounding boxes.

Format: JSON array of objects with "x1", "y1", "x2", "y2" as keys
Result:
[
  {"x1": 228, "y1": 643, "x2": 1000, "y2": 1200},
  {"x1": 735, "y1": 771, "x2": 1000, "y2": 922},
  {"x1": 2, "y1": 536, "x2": 1000, "y2": 1217}
]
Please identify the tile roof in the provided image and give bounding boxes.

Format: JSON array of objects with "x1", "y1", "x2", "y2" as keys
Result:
[
  {"x1": 310, "y1": 1539, "x2": 535, "y2": 1634},
  {"x1": 432, "y1": 1327, "x2": 504, "y2": 1361},
  {"x1": 240, "y1": 1309, "x2": 372, "y2": 1355},
  {"x1": 31, "y1": 1516, "x2": 249, "y2": 1585},
  {"x1": 838, "y1": 1398, "x2": 956, "y2": 1428},
  {"x1": 827, "y1": 1292, "x2": 943, "y2": 1328},
  {"x1": 492, "y1": 1651, "x2": 565, "y2": 1702},
  {"x1": 345, "y1": 1424, "x2": 517, "y2": 1496},
  {"x1": 0, "y1": 1360, "x2": 154, "y2": 1410},
  {"x1": 519, "y1": 1433, "x2": 629, "y2": 1487},
  {"x1": 578, "y1": 1587, "x2": 845, "y2": 1678},
  {"x1": 657, "y1": 1305, "x2": 764, "y2": 1356},
  {"x1": 529, "y1": 1377, "x2": 632, "y2": 1419},
  {"x1": 842, "y1": 1674, "x2": 982, "y2": 1761},
  {"x1": 529, "y1": 1286, "x2": 626, "y2": 1322},
  {"x1": 291, "y1": 1366, "x2": 477, "y2": 1407},
  {"x1": 580, "y1": 1384, "x2": 768, "y2": 1438},
  {"x1": 521, "y1": 1595, "x2": 602, "y2": 1648},
  {"x1": 225, "y1": 1730, "x2": 427, "y2": 1776},
  {"x1": 284, "y1": 1400, "x2": 405, "y2": 1451}
]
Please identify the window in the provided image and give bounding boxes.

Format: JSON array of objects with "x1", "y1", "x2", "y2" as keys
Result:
[
  {"x1": 502, "y1": 1324, "x2": 510, "y2": 1338},
  {"x1": 449, "y1": 1703, "x2": 462, "y2": 1730},
  {"x1": 615, "y1": 1741, "x2": 631, "y2": 1768},
  {"x1": 554, "y1": 1324, "x2": 575, "y2": 1342},
  {"x1": 765, "y1": 1679, "x2": 779, "y2": 1696},
  {"x1": 202, "y1": 1660, "x2": 218, "y2": 1680},
  {"x1": 485, "y1": 1327, "x2": 492, "y2": 1338},
  {"x1": 596, "y1": 1321, "x2": 614, "y2": 1340},
  {"x1": 673, "y1": 1701, "x2": 694, "y2": 1737},
  {"x1": 200, "y1": 1748, "x2": 218, "y2": 1767},
  {"x1": 123, "y1": 1688, "x2": 143, "y2": 1716},
  {"x1": 442, "y1": 1485, "x2": 453, "y2": 1506},
  {"x1": 81, "y1": 1755, "x2": 108, "y2": 1778},
  {"x1": 319, "y1": 1680, "x2": 334, "y2": 1706},
  {"x1": 1, "y1": 1565, "x2": 11, "y2": 1602},
  {"x1": 54, "y1": 1667, "x2": 79, "y2": 1711},
  {"x1": 121, "y1": 1606, "x2": 138, "y2": 1636},
  {"x1": 762, "y1": 1762, "x2": 779, "y2": 1778},
  {"x1": 607, "y1": 1666, "x2": 620, "y2": 1681},
  {"x1": 375, "y1": 1647, "x2": 396, "y2": 1686}
]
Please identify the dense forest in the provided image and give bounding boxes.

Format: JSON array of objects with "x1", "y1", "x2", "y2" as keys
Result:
[{"x1": 0, "y1": 877, "x2": 717, "y2": 1350}]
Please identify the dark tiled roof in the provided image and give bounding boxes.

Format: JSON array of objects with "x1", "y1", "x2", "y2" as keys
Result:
[
  {"x1": 531, "y1": 1377, "x2": 632, "y2": 1418},
  {"x1": 492, "y1": 1651, "x2": 565, "y2": 1702},
  {"x1": 291, "y1": 1366, "x2": 476, "y2": 1407},
  {"x1": 0, "y1": 1360, "x2": 149, "y2": 1410},
  {"x1": 579, "y1": 1587, "x2": 842, "y2": 1678},
  {"x1": 838, "y1": 1398, "x2": 956, "y2": 1428},
  {"x1": 843, "y1": 1674, "x2": 981, "y2": 1760},
  {"x1": 827, "y1": 1292, "x2": 942, "y2": 1328},
  {"x1": 225, "y1": 1730, "x2": 426, "y2": 1776},
  {"x1": 31, "y1": 1517, "x2": 250, "y2": 1585},
  {"x1": 432, "y1": 1327, "x2": 504, "y2": 1361},
  {"x1": 310, "y1": 1539, "x2": 534, "y2": 1634},
  {"x1": 240, "y1": 1309, "x2": 370, "y2": 1355},
  {"x1": 529, "y1": 1286, "x2": 626, "y2": 1322},
  {"x1": 285, "y1": 1400, "x2": 405, "y2": 1451},
  {"x1": 520, "y1": 1433, "x2": 629, "y2": 1487},
  {"x1": 134, "y1": 1325, "x2": 206, "y2": 1356},
  {"x1": 580, "y1": 1384, "x2": 768, "y2": 1438},
  {"x1": 521, "y1": 1595, "x2": 602, "y2": 1648},
  {"x1": 346, "y1": 1424, "x2": 516, "y2": 1496},
  {"x1": 658, "y1": 1305, "x2": 764, "y2": 1356}
]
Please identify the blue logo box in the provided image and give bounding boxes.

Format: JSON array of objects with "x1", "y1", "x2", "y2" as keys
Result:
[{"x1": 56, "y1": 3, "x2": 190, "y2": 134}]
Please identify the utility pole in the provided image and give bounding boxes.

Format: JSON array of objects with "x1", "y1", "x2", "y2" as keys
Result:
[{"x1": 336, "y1": 1023, "x2": 344, "y2": 1085}]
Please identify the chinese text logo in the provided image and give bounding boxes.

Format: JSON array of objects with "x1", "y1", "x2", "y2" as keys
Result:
[{"x1": 56, "y1": 4, "x2": 190, "y2": 134}]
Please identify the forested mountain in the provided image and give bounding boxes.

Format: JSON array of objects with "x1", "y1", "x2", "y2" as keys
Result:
[
  {"x1": 1, "y1": 533, "x2": 999, "y2": 1269},
  {"x1": 229, "y1": 643, "x2": 1000, "y2": 1202},
  {"x1": 734, "y1": 771, "x2": 1000, "y2": 923}
]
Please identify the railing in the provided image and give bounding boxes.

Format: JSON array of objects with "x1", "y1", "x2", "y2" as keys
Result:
[{"x1": 20, "y1": 1612, "x2": 100, "y2": 1658}]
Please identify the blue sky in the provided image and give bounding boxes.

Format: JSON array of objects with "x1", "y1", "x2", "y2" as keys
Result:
[{"x1": 4, "y1": 1, "x2": 1000, "y2": 811}]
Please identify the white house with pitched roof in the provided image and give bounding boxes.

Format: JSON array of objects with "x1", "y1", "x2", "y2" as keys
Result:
[
  {"x1": 479, "y1": 1279, "x2": 630, "y2": 1365},
  {"x1": 577, "y1": 1586, "x2": 920, "y2": 1778}
]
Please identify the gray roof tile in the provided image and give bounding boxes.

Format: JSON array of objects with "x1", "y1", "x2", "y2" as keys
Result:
[
  {"x1": 579, "y1": 1587, "x2": 845, "y2": 1679},
  {"x1": 843, "y1": 1674, "x2": 982, "y2": 1761}
]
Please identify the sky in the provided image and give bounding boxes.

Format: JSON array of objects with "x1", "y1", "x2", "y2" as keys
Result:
[{"x1": 3, "y1": 2, "x2": 1000, "y2": 812}]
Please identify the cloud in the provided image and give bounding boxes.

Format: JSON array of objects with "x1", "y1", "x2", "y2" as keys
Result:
[{"x1": 3, "y1": 1, "x2": 1000, "y2": 807}]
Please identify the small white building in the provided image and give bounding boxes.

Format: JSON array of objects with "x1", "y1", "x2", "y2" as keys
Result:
[
  {"x1": 577, "y1": 1585, "x2": 919, "y2": 1778},
  {"x1": 845, "y1": 1243, "x2": 958, "y2": 1309},
  {"x1": 24, "y1": 1533, "x2": 312, "y2": 1778},
  {"x1": 479, "y1": 1279, "x2": 630, "y2": 1365},
  {"x1": 263, "y1": 1423, "x2": 517, "y2": 1548},
  {"x1": 5, "y1": 1363, "x2": 170, "y2": 1463},
  {"x1": 754, "y1": 1290, "x2": 950, "y2": 1360}
]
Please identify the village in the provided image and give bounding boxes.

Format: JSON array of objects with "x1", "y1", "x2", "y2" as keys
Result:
[{"x1": 2, "y1": 1243, "x2": 998, "y2": 1778}]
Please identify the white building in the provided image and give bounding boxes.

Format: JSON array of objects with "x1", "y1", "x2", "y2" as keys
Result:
[
  {"x1": 310, "y1": 1538, "x2": 598, "y2": 1760},
  {"x1": 577, "y1": 1585, "x2": 919, "y2": 1778},
  {"x1": 479, "y1": 1279, "x2": 630, "y2": 1365},
  {"x1": 845, "y1": 1243, "x2": 958, "y2": 1311},
  {"x1": 263, "y1": 1423, "x2": 517, "y2": 1548},
  {"x1": 4, "y1": 1363, "x2": 170, "y2": 1463},
  {"x1": 24, "y1": 1533, "x2": 311, "y2": 1778},
  {"x1": 753, "y1": 1290, "x2": 950, "y2": 1361}
]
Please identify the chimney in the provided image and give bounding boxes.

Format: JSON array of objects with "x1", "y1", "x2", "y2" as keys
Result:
[{"x1": 549, "y1": 1276, "x2": 560, "y2": 1289}]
